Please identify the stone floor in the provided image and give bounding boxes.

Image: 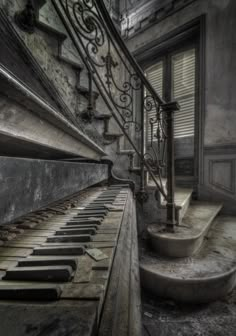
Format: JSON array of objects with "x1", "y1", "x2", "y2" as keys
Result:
[{"x1": 142, "y1": 288, "x2": 236, "y2": 336}]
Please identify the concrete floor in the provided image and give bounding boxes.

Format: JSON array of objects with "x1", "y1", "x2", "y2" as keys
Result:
[{"x1": 142, "y1": 288, "x2": 236, "y2": 336}]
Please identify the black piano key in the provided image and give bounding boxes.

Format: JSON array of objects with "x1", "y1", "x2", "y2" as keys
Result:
[
  {"x1": 3, "y1": 265, "x2": 73, "y2": 282},
  {"x1": 33, "y1": 246, "x2": 85, "y2": 256},
  {"x1": 56, "y1": 228, "x2": 96, "y2": 236},
  {"x1": 17, "y1": 257, "x2": 78, "y2": 270},
  {"x1": 47, "y1": 235, "x2": 91, "y2": 243},
  {"x1": 0, "y1": 285, "x2": 62, "y2": 300}
]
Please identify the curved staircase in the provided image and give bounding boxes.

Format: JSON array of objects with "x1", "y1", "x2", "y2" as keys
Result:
[{"x1": 140, "y1": 189, "x2": 236, "y2": 303}]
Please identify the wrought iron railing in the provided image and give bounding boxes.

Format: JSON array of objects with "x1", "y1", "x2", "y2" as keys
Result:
[{"x1": 51, "y1": 0, "x2": 179, "y2": 230}]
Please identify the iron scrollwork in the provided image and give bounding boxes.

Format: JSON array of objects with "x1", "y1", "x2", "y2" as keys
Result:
[
  {"x1": 53, "y1": 0, "x2": 171, "y2": 203},
  {"x1": 59, "y1": 0, "x2": 143, "y2": 129}
]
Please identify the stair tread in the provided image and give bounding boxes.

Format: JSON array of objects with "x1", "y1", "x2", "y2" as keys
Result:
[
  {"x1": 148, "y1": 177, "x2": 167, "y2": 188},
  {"x1": 173, "y1": 188, "x2": 193, "y2": 208},
  {"x1": 159, "y1": 187, "x2": 193, "y2": 208},
  {"x1": 148, "y1": 178, "x2": 192, "y2": 208},
  {"x1": 149, "y1": 201, "x2": 222, "y2": 240},
  {"x1": 35, "y1": 20, "x2": 67, "y2": 40},
  {"x1": 142, "y1": 216, "x2": 236, "y2": 280},
  {"x1": 104, "y1": 132, "x2": 123, "y2": 137},
  {"x1": 93, "y1": 113, "x2": 112, "y2": 120},
  {"x1": 57, "y1": 55, "x2": 83, "y2": 70}
]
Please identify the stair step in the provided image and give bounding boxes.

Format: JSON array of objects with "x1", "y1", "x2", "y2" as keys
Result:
[
  {"x1": 35, "y1": 20, "x2": 67, "y2": 41},
  {"x1": 140, "y1": 216, "x2": 236, "y2": 303},
  {"x1": 76, "y1": 84, "x2": 99, "y2": 99},
  {"x1": 145, "y1": 184, "x2": 192, "y2": 226},
  {"x1": 160, "y1": 187, "x2": 193, "y2": 224},
  {"x1": 148, "y1": 201, "x2": 222, "y2": 257},
  {"x1": 57, "y1": 55, "x2": 83, "y2": 70},
  {"x1": 94, "y1": 113, "x2": 112, "y2": 121},
  {"x1": 148, "y1": 177, "x2": 167, "y2": 189},
  {"x1": 104, "y1": 132, "x2": 123, "y2": 138}
]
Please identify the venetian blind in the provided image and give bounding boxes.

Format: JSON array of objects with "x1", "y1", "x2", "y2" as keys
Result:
[
  {"x1": 172, "y1": 48, "x2": 196, "y2": 138},
  {"x1": 145, "y1": 61, "x2": 163, "y2": 142}
]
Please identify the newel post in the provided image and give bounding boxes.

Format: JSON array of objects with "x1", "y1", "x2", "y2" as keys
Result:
[
  {"x1": 136, "y1": 84, "x2": 148, "y2": 203},
  {"x1": 161, "y1": 101, "x2": 179, "y2": 232}
]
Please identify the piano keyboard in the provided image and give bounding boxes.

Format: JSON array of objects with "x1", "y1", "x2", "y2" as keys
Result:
[{"x1": 0, "y1": 184, "x2": 130, "y2": 301}]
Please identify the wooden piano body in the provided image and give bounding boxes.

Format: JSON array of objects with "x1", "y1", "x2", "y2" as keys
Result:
[{"x1": 0, "y1": 184, "x2": 141, "y2": 336}]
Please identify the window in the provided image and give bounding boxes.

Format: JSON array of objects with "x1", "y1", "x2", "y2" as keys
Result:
[
  {"x1": 145, "y1": 46, "x2": 196, "y2": 141},
  {"x1": 172, "y1": 48, "x2": 195, "y2": 138},
  {"x1": 145, "y1": 61, "x2": 163, "y2": 142}
]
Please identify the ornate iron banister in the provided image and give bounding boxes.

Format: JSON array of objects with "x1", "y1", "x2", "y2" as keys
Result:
[
  {"x1": 96, "y1": 0, "x2": 164, "y2": 106},
  {"x1": 51, "y1": 0, "x2": 179, "y2": 230}
]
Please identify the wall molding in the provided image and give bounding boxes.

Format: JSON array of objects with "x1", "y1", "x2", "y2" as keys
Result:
[
  {"x1": 204, "y1": 143, "x2": 236, "y2": 155},
  {"x1": 121, "y1": 0, "x2": 197, "y2": 39},
  {"x1": 203, "y1": 144, "x2": 236, "y2": 208},
  {"x1": 133, "y1": 16, "x2": 202, "y2": 63},
  {"x1": 199, "y1": 185, "x2": 236, "y2": 215},
  {"x1": 209, "y1": 159, "x2": 235, "y2": 195}
]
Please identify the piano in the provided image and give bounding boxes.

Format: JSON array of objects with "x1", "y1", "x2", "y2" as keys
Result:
[{"x1": 0, "y1": 184, "x2": 141, "y2": 336}]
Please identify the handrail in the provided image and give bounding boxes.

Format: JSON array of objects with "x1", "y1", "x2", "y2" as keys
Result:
[
  {"x1": 51, "y1": 0, "x2": 179, "y2": 230},
  {"x1": 96, "y1": 0, "x2": 165, "y2": 106}
]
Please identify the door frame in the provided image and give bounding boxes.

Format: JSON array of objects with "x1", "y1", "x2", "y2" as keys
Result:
[{"x1": 134, "y1": 15, "x2": 206, "y2": 196}]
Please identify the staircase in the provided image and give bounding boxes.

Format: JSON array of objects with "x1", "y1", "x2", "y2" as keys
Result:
[
  {"x1": 140, "y1": 188, "x2": 236, "y2": 303},
  {"x1": 34, "y1": 1, "x2": 125, "y2": 148}
]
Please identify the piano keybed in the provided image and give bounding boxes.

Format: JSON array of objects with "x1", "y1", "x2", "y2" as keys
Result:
[{"x1": 0, "y1": 184, "x2": 130, "y2": 301}]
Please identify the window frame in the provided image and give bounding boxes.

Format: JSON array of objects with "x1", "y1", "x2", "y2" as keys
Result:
[
  {"x1": 144, "y1": 41, "x2": 198, "y2": 141},
  {"x1": 134, "y1": 16, "x2": 206, "y2": 193}
]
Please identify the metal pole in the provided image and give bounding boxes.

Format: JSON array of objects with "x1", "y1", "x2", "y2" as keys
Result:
[
  {"x1": 161, "y1": 101, "x2": 179, "y2": 232},
  {"x1": 140, "y1": 84, "x2": 145, "y2": 194},
  {"x1": 87, "y1": 71, "x2": 93, "y2": 114}
]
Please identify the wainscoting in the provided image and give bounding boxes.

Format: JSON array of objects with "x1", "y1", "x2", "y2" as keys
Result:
[{"x1": 200, "y1": 144, "x2": 236, "y2": 213}]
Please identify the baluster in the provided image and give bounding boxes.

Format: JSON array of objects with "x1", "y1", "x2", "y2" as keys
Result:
[
  {"x1": 161, "y1": 101, "x2": 179, "y2": 232},
  {"x1": 140, "y1": 84, "x2": 145, "y2": 194},
  {"x1": 80, "y1": 71, "x2": 95, "y2": 123}
]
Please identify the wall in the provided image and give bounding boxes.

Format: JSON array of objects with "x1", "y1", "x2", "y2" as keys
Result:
[
  {"x1": 120, "y1": 0, "x2": 196, "y2": 37},
  {"x1": 125, "y1": 0, "x2": 236, "y2": 211}
]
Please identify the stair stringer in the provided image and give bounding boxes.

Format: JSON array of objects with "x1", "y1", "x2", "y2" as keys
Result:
[{"x1": 35, "y1": 1, "x2": 124, "y2": 146}]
